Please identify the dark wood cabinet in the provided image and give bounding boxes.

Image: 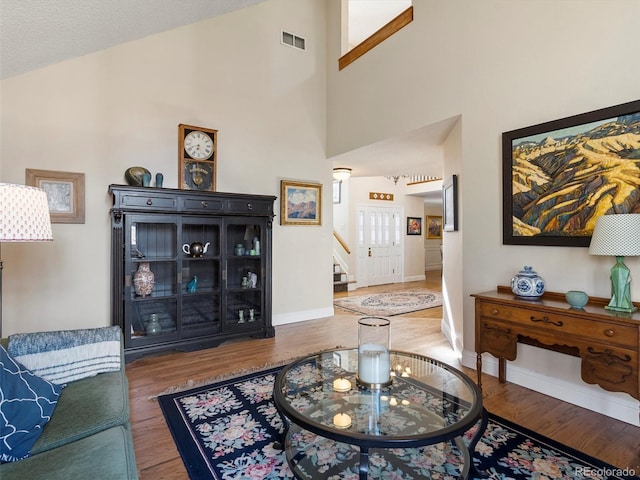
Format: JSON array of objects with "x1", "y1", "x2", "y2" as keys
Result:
[
  {"x1": 109, "y1": 185, "x2": 276, "y2": 361},
  {"x1": 473, "y1": 286, "x2": 640, "y2": 400}
]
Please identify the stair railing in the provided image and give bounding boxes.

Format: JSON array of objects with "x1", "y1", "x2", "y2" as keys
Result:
[{"x1": 333, "y1": 231, "x2": 351, "y2": 254}]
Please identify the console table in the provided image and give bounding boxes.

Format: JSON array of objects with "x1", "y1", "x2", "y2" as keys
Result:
[{"x1": 473, "y1": 286, "x2": 640, "y2": 400}]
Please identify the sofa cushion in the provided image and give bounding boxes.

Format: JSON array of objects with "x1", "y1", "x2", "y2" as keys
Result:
[
  {"x1": 0, "y1": 345, "x2": 63, "y2": 463},
  {"x1": 30, "y1": 357, "x2": 130, "y2": 455},
  {"x1": 8, "y1": 327, "x2": 121, "y2": 384},
  {"x1": 0, "y1": 425, "x2": 139, "y2": 480}
]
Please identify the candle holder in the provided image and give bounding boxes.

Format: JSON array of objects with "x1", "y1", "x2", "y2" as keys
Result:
[
  {"x1": 356, "y1": 317, "x2": 392, "y2": 389},
  {"x1": 391, "y1": 356, "x2": 412, "y2": 378}
]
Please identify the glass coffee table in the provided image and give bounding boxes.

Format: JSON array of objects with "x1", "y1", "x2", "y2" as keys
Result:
[{"x1": 273, "y1": 348, "x2": 487, "y2": 480}]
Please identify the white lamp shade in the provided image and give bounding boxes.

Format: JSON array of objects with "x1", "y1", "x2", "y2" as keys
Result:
[
  {"x1": 333, "y1": 168, "x2": 352, "y2": 181},
  {"x1": 589, "y1": 213, "x2": 640, "y2": 256},
  {"x1": 0, "y1": 183, "x2": 53, "y2": 241}
]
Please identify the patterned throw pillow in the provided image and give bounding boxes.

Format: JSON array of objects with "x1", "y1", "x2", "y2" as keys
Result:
[
  {"x1": 7, "y1": 326, "x2": 121, "y2": 384},
  {"x1": 0, "y1": 345, "x2": 64, "y2": 463}
]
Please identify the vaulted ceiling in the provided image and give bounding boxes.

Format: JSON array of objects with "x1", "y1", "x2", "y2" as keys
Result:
[
  {"x1": 1, "y1": 0, "x2": 445, "y2": 201},
  {"x1": 0, "y1": 0, "x2": 268, "y2": 79}
]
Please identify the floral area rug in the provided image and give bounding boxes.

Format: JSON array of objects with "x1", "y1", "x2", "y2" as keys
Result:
[
  {"x1": 158, "y1": 366, "x2": 637, "y2": 480},
  {"x1": 333, "y1": 288, "x2": 442, "y2": 316}
]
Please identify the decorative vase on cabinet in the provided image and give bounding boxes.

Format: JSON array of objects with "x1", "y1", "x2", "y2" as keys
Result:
[
  {"x1": 145, "y1": 314, "x2": 162, "y2": 335},
  {"x1": 133, "y1": 262, "x2": 154, "y2": 297}
]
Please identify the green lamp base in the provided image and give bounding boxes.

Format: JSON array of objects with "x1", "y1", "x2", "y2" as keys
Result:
[
  {"x1": 604, "y1": 304, "x2": 638, "y2": 313},
  {"x1": 605, "y1": 256, "x2": 637, "y2": 313}
]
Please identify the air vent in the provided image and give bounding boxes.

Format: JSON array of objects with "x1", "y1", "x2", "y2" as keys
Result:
[{"x1": 281, "y1": 30, "x2": 306, "y2": 51}]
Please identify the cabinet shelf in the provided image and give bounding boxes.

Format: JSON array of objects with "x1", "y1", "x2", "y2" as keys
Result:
[
  {"x1": 183, "y1": 291, "x2": 217, "y2": 297},
  {"x1": 132, "y1": 295, "x2": 176, "y2": 302},
  {"x1": 131, "y1": 256, "x2": 176, "y2": 261},
  {"x1": 131, "y1": 334, "x2": 172, "y2": 340},
  {"x1": 228, "y1": 287, "x2": 262, "y2": 294},
  {"x1": 110, "y1": 184, "x2": 275, "y2": 361}
]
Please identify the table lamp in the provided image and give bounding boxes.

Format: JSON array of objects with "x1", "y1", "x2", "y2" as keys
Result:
[
  {"x1": 588, "y1": 213, "x2": 640, "y2": 313},
  {"x1": 0, "y1": 183, "x2": 54, "y2": 336}
]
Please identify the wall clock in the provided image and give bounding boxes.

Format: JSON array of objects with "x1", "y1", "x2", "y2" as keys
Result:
[{"x1": 178, "y1": 124, "x2": 218, "y2": 191}]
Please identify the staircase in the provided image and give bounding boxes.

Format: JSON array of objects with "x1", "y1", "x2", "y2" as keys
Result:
[{"x1": 333, "y1": 263, "x2": 348, "y2": 293}]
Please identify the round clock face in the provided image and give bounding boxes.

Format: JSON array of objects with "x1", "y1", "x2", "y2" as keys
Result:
[{"x1": 184, "y1": 130, "x2": 214, "y2": 160}]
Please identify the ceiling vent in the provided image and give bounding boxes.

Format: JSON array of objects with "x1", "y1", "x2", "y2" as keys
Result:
[{"x1": 281, "y1": 30, "x2": 306, "y2": 51}]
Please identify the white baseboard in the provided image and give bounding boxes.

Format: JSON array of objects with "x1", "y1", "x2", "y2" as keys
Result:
[
  {"x1": 273, "y1": 307, "x2": 334, "y2": 326},
  {"x1": 404, "y1": 274, "x2": 426, "y2": 282},
  {"x1": 462, "y1": 350, "x2": 639, "y2": 426}
]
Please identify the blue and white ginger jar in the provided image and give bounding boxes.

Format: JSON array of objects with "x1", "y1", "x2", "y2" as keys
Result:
[{"x1": 511, "y1": 266, "x2": 545, "y2": 299}]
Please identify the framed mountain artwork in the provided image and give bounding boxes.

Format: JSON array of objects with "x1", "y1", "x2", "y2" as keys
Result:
[
  {"x1": 502, "y1": 100, "x2": 640, "y2": 247},
  {"x1": 280, "y1": 180, "x2": 322, "y2": 226}
]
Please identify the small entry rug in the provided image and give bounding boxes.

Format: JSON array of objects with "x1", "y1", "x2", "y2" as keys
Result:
[
  {"x1": 334, "y1": 288, "x2": 442, "y2": 316},
  {"x1": 158, "y1": 366, "x2": 637, "y2": 480}
]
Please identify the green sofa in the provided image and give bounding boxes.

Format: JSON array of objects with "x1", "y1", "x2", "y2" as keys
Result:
[{"x1": 0, "y1": 330, "x2": 139, "y2": 480}]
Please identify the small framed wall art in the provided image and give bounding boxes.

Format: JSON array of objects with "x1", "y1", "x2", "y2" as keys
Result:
[
  {"x1": 25, "y1": 169, "x2": 85, "y2": 224},
  {"x1": 443, "y1": 174, "x2": 458, "y2": 232},
  {"x1": 406, "y1": 217, "x2": 422, "y2": 235},
  {"x1": 178, "y1": 124, "x2": 218, "y2": 191},
  {"x1": 426, "y1": 215, "x2": 443, "y2": 239},
  {"x1": 280, "y1": 180, "x2": 322, "y2": 225}
]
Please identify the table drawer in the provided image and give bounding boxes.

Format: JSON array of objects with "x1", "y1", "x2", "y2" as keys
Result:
[
  {"x1": 477, "y1": 301, "x2": 638, "y2": 349},
  {"x1": 582, "y1": 345, "x2": 638, "y2": 398},
  {"x1": 180, "y1": 196, "x2": 225, "y2": 213}
]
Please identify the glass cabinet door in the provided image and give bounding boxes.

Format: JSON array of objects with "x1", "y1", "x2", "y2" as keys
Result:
[
  {"x1": 125, "y1": 215, "x2": 179, "y2": 346},
  {"x1": 224, "y1": 219, "x2": 264, "y2": 329},
  {"x1": 180, "y1": 218, "x2": 222, "y2": 337}
]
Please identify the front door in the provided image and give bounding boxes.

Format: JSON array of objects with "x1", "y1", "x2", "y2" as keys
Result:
[{"x1": 356, "y1": 205, "x2": 402, "y2": 287}]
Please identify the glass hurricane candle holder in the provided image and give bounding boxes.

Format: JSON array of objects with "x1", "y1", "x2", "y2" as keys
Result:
[{"x1": 356, "y1": 317, "x2": 392, "y2": 389}]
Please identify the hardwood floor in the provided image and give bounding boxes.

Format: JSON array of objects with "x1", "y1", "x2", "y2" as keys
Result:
[{"x1": 126, "y1": 270, "x2": 639, "y2": 479}]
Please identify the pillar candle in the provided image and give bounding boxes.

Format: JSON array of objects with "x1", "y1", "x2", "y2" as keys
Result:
[{"x1": 358, "y1": 343, "x2": 390, "y2": 385}]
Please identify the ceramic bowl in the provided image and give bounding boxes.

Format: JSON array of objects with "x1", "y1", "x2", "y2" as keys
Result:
[{"x1": 566, "y1": 290, "x2": 589, "y2": 309}]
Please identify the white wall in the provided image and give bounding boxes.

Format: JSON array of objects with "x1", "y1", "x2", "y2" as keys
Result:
[
  {"x1": 327, "y1": 0, "x2": 640, "y2": 424},
  {"x1": 333, "y1": 179, "x2": 350, "y2": 269},
  {"x1": 442, "y1": 120, "x2": 463, "y2": 355},
  {"x1": 0, "y1": 0, "x2": 332, "y2": 335}
]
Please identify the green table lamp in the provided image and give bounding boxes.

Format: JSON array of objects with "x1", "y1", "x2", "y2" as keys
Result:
[{"x1": 589, "y1": 213, "x2": 640, "y2": 313}]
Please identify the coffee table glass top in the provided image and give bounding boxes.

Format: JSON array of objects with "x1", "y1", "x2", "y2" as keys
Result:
[{"x1": 273, "y1": 348, "x2": 482, "y2": 447}]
